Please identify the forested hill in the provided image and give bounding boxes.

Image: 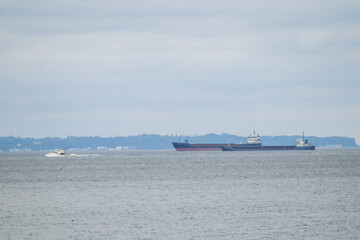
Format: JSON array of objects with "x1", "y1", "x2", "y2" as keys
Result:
[{"x1": 0, "y1": 134, "x2": 358, "y2": 151}]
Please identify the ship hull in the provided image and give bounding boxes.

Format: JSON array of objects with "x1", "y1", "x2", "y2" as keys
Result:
[
  {"x1": 175, "y1": 147, "x2": 222, "y2": 151},
  {"x1": 172, "y1": 142, "x2": 262, "y2": 151},
  {"x1": 221, "y1": 145, "x2": 315, "y2": 151},
  {"x1": 172, "y1": 142, "x2": 224, "y2": 151}
]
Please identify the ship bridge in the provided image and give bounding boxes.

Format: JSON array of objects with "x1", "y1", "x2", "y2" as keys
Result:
[{"x1": 248, "y1": 131, "x2": 262, "y2": 144}]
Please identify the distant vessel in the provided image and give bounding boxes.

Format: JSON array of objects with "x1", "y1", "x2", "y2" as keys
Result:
[
  {"x1": 45, "y1": 150, "x2": 67, "y2": 157},
  {"x1": 172, "y1": 131, "x2": 315, "y2": 151},
  {"x1": 221, "y1": 131, "x2": 315, "y2": 151}
]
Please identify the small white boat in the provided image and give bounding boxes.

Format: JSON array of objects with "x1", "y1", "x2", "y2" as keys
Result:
[{"x1": 45, "y1": 150, "x2": 67, "y2": 157}]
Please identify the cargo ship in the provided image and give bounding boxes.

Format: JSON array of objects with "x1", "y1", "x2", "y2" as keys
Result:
[{"x1": 172, "y1": 132, "x2": 315, "y2": 151}]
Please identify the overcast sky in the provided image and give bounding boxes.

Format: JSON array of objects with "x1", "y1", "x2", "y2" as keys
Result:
[{"x1": 1, "y1": 0, "x2": 360, "y2": 142}]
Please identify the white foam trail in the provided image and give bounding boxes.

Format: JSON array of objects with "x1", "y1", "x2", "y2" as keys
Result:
[
  {"x1": 45, "y1": 153, "x2": 102, "y2": 157},
  {"x1": 45, "y1": 153, "x2": 66, "y2": 157},
  {"x1": 68, "y1": 154, "x2": 102, "y2": 157}
]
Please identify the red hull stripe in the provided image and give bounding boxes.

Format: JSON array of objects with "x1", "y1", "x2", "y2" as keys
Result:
[{"x1": 175, "y1": 148, "x2": 222, "y2": 151}]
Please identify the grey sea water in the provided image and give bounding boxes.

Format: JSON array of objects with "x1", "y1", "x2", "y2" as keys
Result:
[{"x1": 1, "y1": 149, "x2": 360, "y2": 240}]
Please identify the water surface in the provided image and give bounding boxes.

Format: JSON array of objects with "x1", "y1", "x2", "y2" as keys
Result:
[{"x1": 1, "y1": 149, "x2": 359, "y2": 239}]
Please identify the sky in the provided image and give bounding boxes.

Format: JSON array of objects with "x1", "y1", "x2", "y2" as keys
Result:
[{"x1": 1, "y1": 0, "x2": 360, "y2": 143}]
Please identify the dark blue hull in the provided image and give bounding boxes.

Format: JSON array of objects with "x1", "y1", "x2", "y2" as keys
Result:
[
  {"x1": 221, "y1": 145, "x2": 315, "y2": 151},
  {"x1": 172, "y1": 142, "x2": 315, "y2": 151},
  {"x1": 172, "y1": 142, "x2": 261, "y2": 151}
]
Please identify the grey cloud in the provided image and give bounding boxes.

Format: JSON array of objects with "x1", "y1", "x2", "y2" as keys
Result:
[{"x1": 0, "y1": 0, "x2": 359, "y2": 140}]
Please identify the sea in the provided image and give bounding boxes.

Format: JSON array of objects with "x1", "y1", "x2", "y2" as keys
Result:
[{"x1": 1, "y1": 149, "x2": 359, "y2": 240}]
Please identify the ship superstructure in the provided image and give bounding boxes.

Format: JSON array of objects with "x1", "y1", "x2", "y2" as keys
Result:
[
  {"x1": 247, "y1": 131, "x2": 262, "y2": 145},
  {"x1": 296, "y1": 132, "x2": 312, "y2": 148}
]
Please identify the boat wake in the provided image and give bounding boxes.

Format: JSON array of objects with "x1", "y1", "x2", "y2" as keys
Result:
[
  {"x1": 68, "y1": 154, "x2": 102, "y2": 157},
  {"x1": 45, "y1": 150, "x2": 102, "y2": 157},
  {"x1": 45, "y1": 153, "x2": 66, "y2": 157}
]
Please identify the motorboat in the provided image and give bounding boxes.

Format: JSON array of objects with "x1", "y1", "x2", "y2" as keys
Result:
[{"x1": 45, "y1": 150, "x2": 67, "y2": 157}]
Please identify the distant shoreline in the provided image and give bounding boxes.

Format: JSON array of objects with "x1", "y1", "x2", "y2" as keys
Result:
[{"x1": 0, "y1": 134, "x2": 358, "y2": 152}]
